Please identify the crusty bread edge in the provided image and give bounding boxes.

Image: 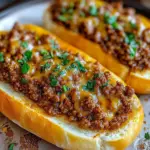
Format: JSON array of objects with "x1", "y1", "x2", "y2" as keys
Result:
[{"x1": 0, "y1": 24, "x2": 144, "y2": 150}]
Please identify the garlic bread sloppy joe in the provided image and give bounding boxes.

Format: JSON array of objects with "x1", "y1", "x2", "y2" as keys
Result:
[
  {"x1": 44, "y1": 0, "x2": 150, "y2": 94},
  {"x1": 0, "y1": 23, "x2": 143, "y2": 150}
]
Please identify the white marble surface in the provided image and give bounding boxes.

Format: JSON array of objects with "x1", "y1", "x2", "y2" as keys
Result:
[{"x1": 0, "y1": 2, "x2": 149, "y2": 150}]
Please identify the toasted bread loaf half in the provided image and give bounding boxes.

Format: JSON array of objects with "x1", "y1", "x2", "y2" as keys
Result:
[
  {"x1": 43, "y1": 0, "x2": 150, "y2": 94},
  {"x1": 0, "y1": 24, "x2": 143, "y2": 150}
]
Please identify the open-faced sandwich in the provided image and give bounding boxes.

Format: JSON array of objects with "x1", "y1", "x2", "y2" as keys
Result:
[
  {"x1": 0, "y1": 23, "x2": 143, "y2": 150},
  {"x1": 44, "y1": 0, "x2": 150, "y2": 94}
]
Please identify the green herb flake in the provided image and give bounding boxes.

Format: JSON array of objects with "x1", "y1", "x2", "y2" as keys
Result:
[
  {"x1": 130, "y1": 46, "x2": 137, "y2": 58},
  {"x1": 53, "y1": 65, "x2": 61, "y2": 72},
  {"x1": 93, "y1": 73, "x2": 100, "y2": 79},
  {"x1": 83, "y1": 80, "x2": 96, "y2": 91},
  {"x1": 8, "y1": 143, "x2": 15, "y2": 150},
  {"x1": 125, "y1": 33, "x2": 139, "y2": 58},
  {"x1": 58, "y1": 15, "x2": 68, "y2": 22},
  {"x1": 50, "y1": 39, "x2": 59, "y2": 51},
  {"x1": 41, "y1": 62, "x2": 51, "y2": 72},
  {"x1": 21, "y1": 63, "x2": 30, "y2": 74},
  {"x1": 68, "y1": 8, "x2": 74, "y2": 14},
  {"x1": 49, "y1": 75, "x2": 58, "y2": 87},
  {"x1": 18, "y1": 50, "x2": 32, "y2": 66},
  {"x1": 104, "y1": 12, "x2": 117, "y2": 25},
  {"x1": 89, "y1": 5, "x2": 98, "y2": 16},
  {"x1": 21, "y1": 41, "x2": 28, "y2": 49},
  {"x1": 111, "y1": 22, "x2": 120, "y2": 30},
  {"x1": 76, "y1": 61, "x2": 86, "y2": 73},
  {"x1": 21, "y1": 78, "x2": 28, "y2": 84},
  {"x1": 62, "y1": 59, "x2": 70, "y2": 66},
  {"x1": 43, "y1": 54, "x2": 53, "y2": 60},
  {"x1": 58, "y1": 52, "x2": 69, "y2": 60},
  {"x1": 70, "y1": 62, "x2": 77, "y2": 69},
  {"x1": 125, "y1": 33, "x2": 135, "y2": 44},
  {"x1": 62, "y1": 85, "x2": 69, "y2": 92},
  {"x1": 145, "y1": 132, "x2": 150, "y2": 140},
  {"x1": 40, "y1": 49, "x2": 49, "y2": 56},
  {"x1": 0, "y1": 52, "x2": 4, "y2": 62},
  {"x1": 66, "y1": 62, "x2": 77, "y2": 71},
  {"x1": 40, "y1": 49, "x2": 53, "y2": 60},
  {"x1": 59, "y1": 70, "x2": 66, "y2": 76},
  {"x1": 18, "y1": 59, "x2": 24, "y2": 65},
  {"x1": 130, "y1": 21, "x2": 137, "y2": 29},
  {"x1": 61, "y1": 7, "x2": 67, "y2": 14},
  {"x1": 24, "y1": 50, "x2": 32, "y2": 61}
]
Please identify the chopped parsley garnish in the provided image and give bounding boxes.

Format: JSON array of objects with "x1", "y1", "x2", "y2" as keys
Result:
[
  {"x1": 111, "y1": 22, "x2": 119, "y2": 30},
  {"x1": 129, "y1": 46, "x2": 137, "y2": 58},
  {"x1": 20, "y1": 63, "x2": 30, "y2": 74},
  {"x1": 50, "y1": 39, "x2": 59, "y2": 51},
  {"x1": 145, "y1": 132, "x2": 150, "y2": 140},
  {"x1": 58, "y1": 52, "x2": 69, "y2": 59},
  {"x1": 58, "y1": 15, "x2": 68, "y2": 22},
  {"x1": 83, "y1": 80, "x2": 96, "y2": 91},
  {"x1": 89, "y1": 5, "x2": 98, "y2": 16},
  {"x1": 18, "y1": 51, "x2": 32, "y2": 74},
  {"x1": 40, "y1": 49, "x2": 53, "y2": 60},
  {"x1": 125, "y1": 33, "x2": 135, "y2": 44},
  {"x1": 61, "y1": 7, "x2": 67, "y2": 14},
  {"x1": 76, "y1": 61, "x2": 86, "y2": 72},
  {"x1": 40, "y1": 49, "x2": 49, "y2": 56},
  {"x1": 21, "y1": 78, "x2": 28, "y2": 84},
  {"x1": 130, "y1": 21, "x2": 137, "y2": 29},
  {"x1": 18, "y1": 50, "x2": 32, "y2": 64},
  {"x1": 125, "y1": 33, "x2": 139, "y2": 58},
  {"x1": 66, "y1": 61, "x2": 86, "y2": 72},
  {"x1": 49, "y1": 75, "x2": 58, "y2": 87},
  {"x1": 8, "y1": 143, "x2": 15, "y2": 150},
  {"x1": 41, "y1": 62, "x2": 51, "y2": 72},
  {"x1": 53, "y1": 64, "x2": 61, "y2": 72},
  {"x1": 62, "y1": 59, "x2": 70, "y2": 66},
  {"x1": 58, "y1": 15, "x2": 72, "y2": 22},
  {"x1": 66, "y1": 62, "x2": 77, "y2": 70},
  {"x1": 23, "y1": 50, "x2": 32, "y2": 61},
  {"x1": 21, "y1": 41, "x2": 28, "y2": 49},
  {"x1": 104, "y1": 12, "x2": 117, "y2": 24},
  {"x1": 59, "y1": 70, "x2": 66, "y2": 76},
  {"x1": 93, "y1": 73, "x2": 101, "y2": 79},
  {"x1": 62, "y1": 85, "x2": 69, "y2": 92},
  {"x1": 0, "y1": 52, "x2": 4, "y2": 62},
  {"x1": 58, "y1": 52, "x2": 70, "y2": 66},
  {"x1": 104, "y1": 12, "x2": 119, "y2": 29},
  {"x1": 70, "y1": 62, "x2": 77, "y2": 69}
]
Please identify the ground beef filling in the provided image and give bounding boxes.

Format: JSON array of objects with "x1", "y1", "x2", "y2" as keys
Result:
[
  {"x1": 0, "y1": 23, "x2": 134, "y2": 130},
  {"x1": 50, "y1": 0, "x2": 150, "y2": 71}
]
